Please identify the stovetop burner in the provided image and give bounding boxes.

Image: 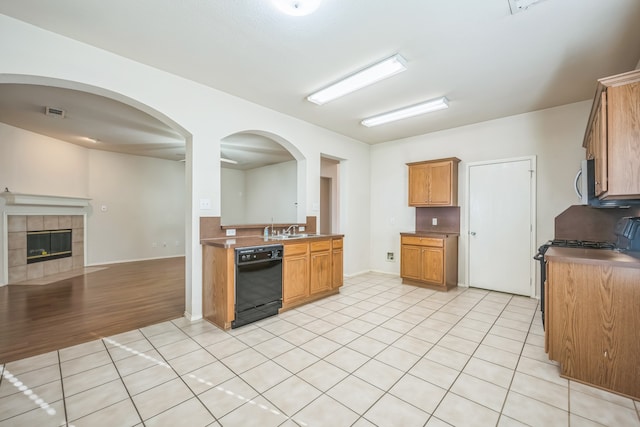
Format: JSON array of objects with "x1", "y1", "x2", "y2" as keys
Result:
[{"x1": 547, "y1": 239, "x2": 617, "y2": 250}]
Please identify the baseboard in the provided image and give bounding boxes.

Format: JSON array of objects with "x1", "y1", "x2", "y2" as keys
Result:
[
  {"x1": 87, "y1": 254, "x2": 185, "y2": 267},
  {"x1": 183, "y1": 311, "x2": 202, "y2": 322}
]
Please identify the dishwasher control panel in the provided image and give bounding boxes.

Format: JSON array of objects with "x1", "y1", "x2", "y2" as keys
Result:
[{"x1": 236, "y1": 245, "x2": 283, "y2": 265}]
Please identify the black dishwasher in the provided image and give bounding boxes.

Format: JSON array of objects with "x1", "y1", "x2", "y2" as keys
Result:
[{"x1": 232, "y1": 244, "x2": 283, "y2": 328}]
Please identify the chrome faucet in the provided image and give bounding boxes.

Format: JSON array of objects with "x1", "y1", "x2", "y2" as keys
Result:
[{"x1": 284, "y1": 224, "x2": 298, "y2": 235}]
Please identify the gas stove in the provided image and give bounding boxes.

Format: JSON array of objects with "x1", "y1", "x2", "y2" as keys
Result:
[
  {"x1": 534, "y1": 239, "x2": 616, "y2": 329},
  {"x1": 545, "y1": 239, "x2": 617, "y2": 250}
]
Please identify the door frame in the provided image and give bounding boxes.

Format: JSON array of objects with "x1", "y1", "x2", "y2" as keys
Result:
[{"x1": 464, "y1": 156, "x2": 537, "y2": 298}]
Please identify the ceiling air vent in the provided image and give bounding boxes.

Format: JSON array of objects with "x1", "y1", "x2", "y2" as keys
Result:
[
  {"x1": 45, "y1": 106, "x2": 66, "y2": 118},
  {"x1": 508, "y1": 0, "x2": 547, "y2": 14}
]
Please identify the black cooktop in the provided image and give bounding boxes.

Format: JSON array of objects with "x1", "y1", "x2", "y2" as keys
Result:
[{"x1": 547, "y1": 239, "x2": 616, "y2": 250}]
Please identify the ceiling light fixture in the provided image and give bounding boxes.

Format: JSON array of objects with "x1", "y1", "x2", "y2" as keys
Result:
[
  {"x1": 307, "y1": 54, "x2": 408, "y2": 105},
  {"x1": 221, "y1": 157, "x2": 238, "y2": 164},
  {"x1": 271, "y1": 0, "x2": 322, "y2": 16},
  {"x1": 84, "y1": 137, "x2": 99, "y2": 143},
  {"x1": 361, "y1": 97, "x2": 449, "y2": 127}
]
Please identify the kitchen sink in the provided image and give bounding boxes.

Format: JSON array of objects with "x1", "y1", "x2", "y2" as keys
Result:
[{"x1": 269, "y1": 233, "x2": 309, "y2": 240}]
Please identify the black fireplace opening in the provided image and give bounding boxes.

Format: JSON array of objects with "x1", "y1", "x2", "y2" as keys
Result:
[{"x1": 27, "y1": 229, "x2": 72, "y2": 264}]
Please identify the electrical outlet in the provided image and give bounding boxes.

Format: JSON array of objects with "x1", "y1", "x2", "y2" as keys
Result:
[
  {"x1": 226, "y1": 229, "x2": 236, "y2": 236},
  {"x1": 299, "y1": 226, "x2": 305, "y2": 232},
  {"x1": 432, "y1": 218, "x2": 438, "y2": 226},
  {"x1": 386, "y1": 252, "x2": 395, "y2": 262},
  {"x1": 199, "y1": 198, "x2": 211, "y2": 209}
]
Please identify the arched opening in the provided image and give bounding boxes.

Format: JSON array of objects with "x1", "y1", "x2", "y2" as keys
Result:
[
  {"x1": 0, "y1": 74, "x2": 191, "y2": 328},
  {"x1": 220, "y1": 130, "x2": 306, "y2": 226}
]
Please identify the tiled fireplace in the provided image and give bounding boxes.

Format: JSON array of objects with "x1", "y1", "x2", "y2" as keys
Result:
[{"x1": 7, "y1": 215, "x2": 85, "y2": 283}]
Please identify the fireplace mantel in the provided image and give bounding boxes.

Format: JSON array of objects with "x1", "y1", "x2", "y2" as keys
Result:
[{"x1": 0, "y1": 192, "x2": 91, "y2": 208}]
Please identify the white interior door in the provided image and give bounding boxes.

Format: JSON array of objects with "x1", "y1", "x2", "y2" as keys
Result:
[{"x1": 467, "y1": 157, "x2": 535, "y2": 296}]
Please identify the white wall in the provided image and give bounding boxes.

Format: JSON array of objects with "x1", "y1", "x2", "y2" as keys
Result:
[
  {"x1": 0, "y1": 123, "x2": 185, "y2": 281},
  {"x1": 87, "y1": 149, "x2": 185, "y2": 264},
  {"x1": 245, "y1": 160, "x2": 297, "y2": 224},
  {"x1": 370, "y1": 101, "x2": 591, "y2": 296},
  {"x1": 0, "y1": 14, "x2": 372, "y2": 317},
  {"x1": 0, "y1": 122, "x2": 89, "y2": 196},
  {"x1": 220, "y1": 168, "x2": 246, "y2": 224}
]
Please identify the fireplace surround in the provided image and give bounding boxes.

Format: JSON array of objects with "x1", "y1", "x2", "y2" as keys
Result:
[{"x1": 7, "y1": 215, "x2": 84, "y2": 283}]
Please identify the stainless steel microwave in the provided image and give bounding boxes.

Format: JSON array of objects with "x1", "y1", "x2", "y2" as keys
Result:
[{"x1": 575, "y1": 159, "x2": 640, "y2": 208}]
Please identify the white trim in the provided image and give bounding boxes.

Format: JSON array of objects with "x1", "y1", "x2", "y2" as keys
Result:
[
  {"x1": 0, "y1": 192, "x2": 91, "y2": 207},
  {"x1": 465, "y1": 156, "x2": 537, "y2": 298}
]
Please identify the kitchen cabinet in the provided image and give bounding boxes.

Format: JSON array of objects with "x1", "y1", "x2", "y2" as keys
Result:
[
  {"x1": 310, "y1": 240, "x2": 331, "y2": 294},
  {"x1": 332, "y1": 238, "x2": 344, "y2": 289},
  {"x1": 583, "y1": 69, "x2": 640, "y2": 200},
  {"x1": 282, "y1": 236, "x2": 344, "y2": 310},
  {"x1": 545, "y1": 248, "x2": 640, "y2": 400},
  {"x1": 283, "y1": 243, "x2": 309, "y2": 305},
  {"x1": 407, "y1": 158, "x2": 460, "y2": 207},
  {"x1": 400, "y1": 234, "x2": 458, "y2": 291},
  {"x1": 202, "y1": 245, "x2": 235, "y2": 330},
  {"x1": 202, "y1": 234, "x2": 344, "y2": 329}
]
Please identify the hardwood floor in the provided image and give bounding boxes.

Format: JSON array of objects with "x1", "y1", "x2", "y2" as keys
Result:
[{"x1": 0, "y1": 257, "x2": 185, "y2": 363}]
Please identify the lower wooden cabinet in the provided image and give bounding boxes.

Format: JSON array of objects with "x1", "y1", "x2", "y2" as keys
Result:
[
  {"x1": 282, "y1": 237, "x2": 344, "y2": 309},
  {"x1": 310, "y1": 240, "x2": 331, "y2": 294},
  {"x1": 282, "y1": 243, "x2": 309, "y2": 305},
  {"x1": 400, "y1": 234, "x2": 457, "y2": 290},
  {"x1": 545, "y1": 253, "x2": 640, "y2": 400},
  {"x1": 332, "y1": 238, "x2": 343, "y2": 289}
]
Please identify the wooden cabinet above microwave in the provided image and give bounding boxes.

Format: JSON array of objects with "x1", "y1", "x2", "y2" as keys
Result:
[{"x1": 583, "y1": 69, "x2": 640, "y2": 200}]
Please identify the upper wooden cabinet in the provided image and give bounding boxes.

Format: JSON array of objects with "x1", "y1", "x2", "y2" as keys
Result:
[
  {"x1": 407, "y1": 158, "x2": 460, "y2": 206},
  {"x1": 583, "y1": 69, "x2": 640, "y2": 200}
]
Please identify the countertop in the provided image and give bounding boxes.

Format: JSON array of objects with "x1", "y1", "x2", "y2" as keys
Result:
[
  {"x1": 545, "y1": 247, "x2": 640, "y2": 269},
  {"x1": 201, "y1": 234, "x2": 344, "y2": 249},
  {"x1": 400, "y1": 231, "x2": 460, "y2": 237}
]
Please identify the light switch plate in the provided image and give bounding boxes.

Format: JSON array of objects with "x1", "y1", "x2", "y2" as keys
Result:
[
  {"x1": 432, "y1": 218, "x2": 438, "y2": 226},
  {"x1": 226, "y1": 229, "x2": 236, "y2": 236}
]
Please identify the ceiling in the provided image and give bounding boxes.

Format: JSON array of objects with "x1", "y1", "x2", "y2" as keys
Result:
[{"x1": 1, "y1": 0, "x2": 639, "y2": 164}]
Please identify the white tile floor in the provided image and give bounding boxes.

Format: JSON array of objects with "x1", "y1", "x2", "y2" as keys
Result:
[{"x1": 1, "y1": 272, "x2": 639, "y2": 427}]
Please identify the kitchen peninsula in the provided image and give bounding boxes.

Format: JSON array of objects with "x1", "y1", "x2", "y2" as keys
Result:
[
  {"x1": 200, "y1": 218, "x2": 343, "y2": 330},
  {"x1": 544, "y1": 247, "x2": 640, "y2": 400}
]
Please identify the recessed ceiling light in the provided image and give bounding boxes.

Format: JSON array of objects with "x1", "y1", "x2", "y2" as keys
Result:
[
  {"x1": 84, "y1": 137, "x2": 99, "y2": 143},
  {"x1": 307, "y1": 54, "x2": 407, "y2": 105},
  {"x1": 271, "y1": 0, "x2": 322, "y2": 16},
  {"x1": 361, "y1": 97, "x2": 449, "y2": 127}
]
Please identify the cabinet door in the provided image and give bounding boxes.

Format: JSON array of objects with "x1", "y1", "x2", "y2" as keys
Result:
[
  {"x1": 332, "y1": 248, "x2": 343, "y2": 288},
  {"x1": 606, "y1": 82, "x2": 640, "y2": 197},
  {"x1": 310, "y1": 251, "x2": 331, "y2": 294},
  {"x1": 421, "y1": 247, "x2": 444, "y2": 285},
  {"x1": 593, "y1": 92, "x2": 608, "y2": 196},
  {"x1": 408, "y1": 164, "x2": 430, "y2": 206},
  {"x1": 283, "y1": 255, "x2": 308, "y2": 304},
  {"x1": 428, "y1": 161, "x2": 453, "y2": 206},
  {"x1": 401, "y1": 245, "x2": 421, "y2": 280}
]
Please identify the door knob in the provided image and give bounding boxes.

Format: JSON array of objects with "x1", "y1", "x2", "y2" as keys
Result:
[{"x1": 470, "y1": 231, "x2": 476, "y2": 236}]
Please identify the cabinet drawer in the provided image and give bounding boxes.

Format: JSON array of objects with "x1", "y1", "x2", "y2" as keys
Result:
[
  {"x1": 332, "y1": 238, "x2": 343, "y2": 249},
  {"x1": 310, "y1": 240, "x2": 331, "y2": 252},
  {"x1": 285, "y1": 242, "x2": 308, "y2": 257},
  {"x1": 401, "y1": 236, "x2": 443, "y2": 247}
]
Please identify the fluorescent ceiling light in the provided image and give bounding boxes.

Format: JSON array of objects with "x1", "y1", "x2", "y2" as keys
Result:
[
  {"x1": 221, "y1": 157, "x2": 238, "y2": 164},
  {"x1": 361, "y1": 97, "x2": 449, "y2": 127},
  {"x1": 307, "y1": 54, "x2": 407, "y2": 105},
  {"x1": 272, "y1": 0, "x2": 322, "y2": 16}
]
